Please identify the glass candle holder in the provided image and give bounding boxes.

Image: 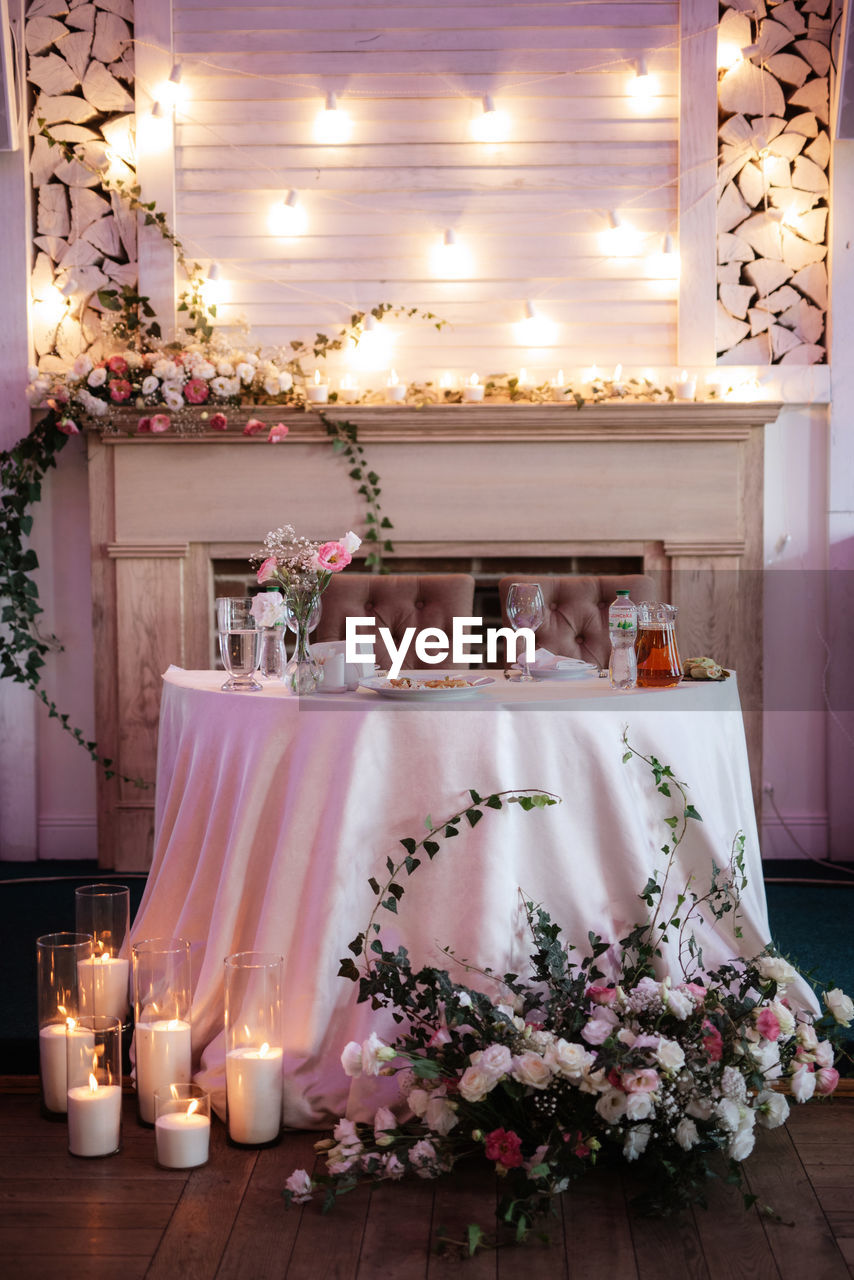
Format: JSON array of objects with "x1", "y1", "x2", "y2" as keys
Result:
[
  {"x1": 67, "y1": 1014, "x2": 122, "y2": 1158},
  {"x1": 154, "y1": 1083, "x2": 211, "y2": 1169},
  {"x1": 75, "y1": 884, "x2": 131, "y2": 1023},
  {"x1": 224, "y1": 952, "x2": 283, "y2": 1146},
  {"x1": 132, "y1": 937, "x2": 192, "y2": 1125},
  {"x1": 37, "y1": 931, "x2": 93, "y2": 1114}
]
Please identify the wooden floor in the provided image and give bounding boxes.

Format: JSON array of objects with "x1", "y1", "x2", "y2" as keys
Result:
[{"x1": 1, "y1": 1083, "x2": 852, "y2": 1280}]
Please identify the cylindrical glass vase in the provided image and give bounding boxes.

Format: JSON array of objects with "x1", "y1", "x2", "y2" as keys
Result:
[
  {"x1": 37, "y1": 931, "x2": 93, "y2": 1114},
  {"x1": 75, "y1": 884, "x2": 131, "y2": 1023},
  {"x1": 154, "y1": 1083, "x2": 211, "y2": 1169},
  {"x1": 132, "y1": 937, "x2": 193, "y2": 1125},
  {"x1": 224, "y1": 952, "x2": 283, "y2": 1146},
  {"x1": 67, "y1": 1014, "x2": 122, "y2": 1157}
]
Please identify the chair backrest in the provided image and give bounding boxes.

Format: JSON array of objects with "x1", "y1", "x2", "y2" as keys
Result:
[
  {"x1": 316, "y1": 573, "x2": 476, "y2": 670},
  {"x1": 498, "y1": 574, "x2": 655, "y2": 668}
]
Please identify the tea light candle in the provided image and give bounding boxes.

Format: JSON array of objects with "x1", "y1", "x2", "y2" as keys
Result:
[
  {"x1": 338, "y1": 374, "x2": 358, "y2": 404},
  {"x1": 385, "y1": 369, "x2": 406, "y2": 402},
  {"x1": 226, "y1": 1043, "x2": 283, "y2": 1144},
  {"x1": 135, "y1": 1018, "x2": 192, "y2": 1123},
  {"x1": 612, "y1": 363, "x2": 625, "y2": 394},
  {"x1": 551, "y1": 369, "x2": 567, "y2": 402},
  {"x1": 305, "y1": 369, "x2": 328, "y2": 405},
  {"x1": 675, "y1": 369, "x2": 697, "y2": 400},
  {"x1": 155, "y1": 1102, "x2": 211, "y2": 1169},
  {"x1": 517, "y1": 366, "x2": 531, "y2": 389},
  {"x1": 67, "y1": 1074, "x2": 122, "y2": 1157},
  {"x1": 581, "y1": 364, "x2": 601, "y2": 398},
  {"x1": 462, "y1": 373, "x2": 484, "y2": 403},
  {"x1": 78, "y1": 950, "x2": 129, "y2": 1023}
]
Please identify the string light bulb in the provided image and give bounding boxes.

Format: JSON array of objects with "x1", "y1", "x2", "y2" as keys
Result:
[
  {"x1": 431, "y1": 227, "x2": 473, "y2": 277},
  {"x1": 647, "y1": 232, "x2": 680, "y2": 279},
  {"x1": 717, "y1": 41, "x2": 743, "y2": 71},
  {"x1": 601, "y1": 210, "x2": 642, "y2": 256},
  {"x1": 158, "y1": 62, "x2": 187, "y2": 110},
  {"x1": 351, "y1": 312, "x2": 392, "y2": 370},
  {"x1": 201, "y1": 262, "x2": 227, "y2": 309},
  {"x1": 628, "y1": 56, "x2": 659, "y2": 106},
  {"x1": 269, "y1": 190, "x2": 307, "y2": 236},
  {"x1": 472, "y1": 94, "x2": 510, "y2": 143},
  {"x1": 515, "y1": 300, "x2": 557, "y2": 346},
  {"x1": 32, "y1": 282, "x2": 70, "y2": 327},
  {"x1": 315, "y1": 91, "x2": 352, "y2": 144}
]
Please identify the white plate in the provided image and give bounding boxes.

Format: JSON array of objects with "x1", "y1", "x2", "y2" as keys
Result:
[
  {"x1": 360, "y1": 670, "x2": 496, "y2": 700},
  {"x1": 529, "y1": 663, "x2": 599, "y2": 681}
]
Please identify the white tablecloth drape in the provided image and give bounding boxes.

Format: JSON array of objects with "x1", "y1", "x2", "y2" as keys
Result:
[{"x1": 131, "y1": 668, "x2": 786, "y2": 1127}]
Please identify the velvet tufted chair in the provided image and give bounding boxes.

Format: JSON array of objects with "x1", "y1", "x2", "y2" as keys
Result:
[
  {"x1": 316, "y1": 573, "x2": 476, "y2": 670},
  {"x1": 498, "y1": 575, "x2": 656, "y2": 669}
]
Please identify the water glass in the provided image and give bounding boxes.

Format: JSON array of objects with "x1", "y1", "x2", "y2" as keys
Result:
[
  {"x1": 217, "y1": 597, "x2": 262, "y2": 692},
  {"x1": 505, "y1": 582, "x2": 546, "y2": 680}
]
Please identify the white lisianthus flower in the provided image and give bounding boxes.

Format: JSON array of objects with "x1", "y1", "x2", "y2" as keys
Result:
[
  {"x1": 728, "y1": 1126, "x2": 755, "y2": 1162},
  {"x1": 152, "y1": 358, "x2": 181, "y2": 382},
  {"x1": 217, "y1": 360, "x2": 235, "y2": 376},
  {"x1": 78, "y1": 389, "x2": 107, "y2": 416},
  {"x1": 544, "y1": 1039, "x2": 596, "y2": 1080},
  {"x1": 263, "y1": 374, "x2": 282, "y2": 396},
  {"x1": 373, "y1": 1106, "x2": 396, "y2": 1147},
  {"x1": 749, "y1": 1039, "x2": 781, "y2": 1079},
  {"x1": 87, "y1": 367, "x2": 107, "y2": 387},
  {"x1": 686, "y1": 1094, "x2": 714, "y2": 1121},
  {"x1": 511, "y1": 1051, "x2": 552, "y2": 1090},
  {"x1": 595, "y1": 1089, "x2": 628, "y2": 1124},
  {"x1": 72, "y1": 354, "x2": 93, "y2": 378},
  {"x1": 675, "y1": 1117, "x2": 700, "y2": 1150},
  {"x1": 755, "y1": 955, "x2": 799, "y2": 986},
  {"x1": 824, "y1": 988, "x2": 854, "y2": 1027},
  {"x1": 814, "y1": 1039, "x2": 834, "y2": 1069},
  {"x1": 797, "y1": 1022, "x2": 819, "y2": 1052},
  {"x1": 655, "y1": 1039, "x2": 686, "y2": 1072},
  {"x1": 623, "y1": 1124, "x2": 651, "y2": 1162},
  {"x1": 409, "y1": 1138, "x2": 438, "y2": 1177},
  {"x1": 424, "y1": 1094, "x2": 458, "y2": 1136},
  {"x1": 192, "y1": 360, "x2": 216, "y2": 380},
  {"x1": 340, "y1": 1041, "x2": 362, "y2": 1077},
  {"x1": 211, "y1": 376, "x2": 239, "y2": 398},
  {"x1": 162, "y1": 384, "x2": 184, "y2": 410},
  {"x1": 625, "y1": 1091, "x2": 654, "y2": 1122},
  {"x1": 379, "y1": 1153, "x2": 405, "y2": 1180},
  {"x1": 715, "y1": 1098, "x2": 741, "y2": 1133},
  {"x1": 458, "y1": 1064, "x2": 493, "y2": 1104},
  {"x1": 251, "y1": 591, "x2": 286, "y2": 628},
  {"x1": 755, "y1": 1089, "x2": 789, "y2": 1129},
  {"x1": 407, "y1": 1087, "x2": 430, "y2": 1118},
  {"x1": 332, "y1": 1117, "x2": 361, "y2": 1149},
  {"x1": 236, "y1": 361, "x2": 256, "y2": 385},
  {"x1": 455, "y1": 991, "x2": 472, "y2": 1009},
  {"x1": 791, "y1": 1065, "x2": 816, "y2": 1103},
  {"x1": 284, "y1": 1169, "x2": 313, "y2": 1203},
  {"x1": 666, "y1": 988, "x2": 693, "y2": 1020},
  {"x1": 141, "y1": 375, "x2": 159, "y2": 396},
  {"x1": 341, "y1": 530, "x2": 362, "y2": 554},
  {"x1": 360, "y1": 1031, "x2": 396, "y2": 1076},
  {"x1": 769, "y1": 999, "x2": 796, "y2": 1039},
  {"x1": 124, "y1": 350, "x2": 144, "y2": 370}
]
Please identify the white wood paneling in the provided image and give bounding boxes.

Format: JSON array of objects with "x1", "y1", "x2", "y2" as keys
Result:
[{"x1": 163, "y1": 0, "x2": 681, "y2": 375}]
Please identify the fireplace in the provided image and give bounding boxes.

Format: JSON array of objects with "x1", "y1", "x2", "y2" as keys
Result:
[{"x1": 87, "y1": 402, "x2": 777, "y2": 869}]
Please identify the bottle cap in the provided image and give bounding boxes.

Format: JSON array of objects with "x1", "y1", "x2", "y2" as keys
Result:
[{"x1": 616, "y1": 589, "x2": 630, "y2": 597}]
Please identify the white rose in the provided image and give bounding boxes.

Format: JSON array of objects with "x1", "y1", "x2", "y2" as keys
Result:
[
  {"x1": 211, "y1": 376, "x2": 239, "y2": 398},
  {"x1": 755, "y1": 1089, "x2": 789, "y2": 1129},
  {"x1": 87, "y1": 367, "x2": 107, "y2": 387},
  {"x1": 407, "y1": 1088, "x2": 430, "y2": 1117},
  {"x1": 511, "y1": 1051, "x2": 552, "y2": 1090},
  {"x1": 237, "y1": 361, "x2": 256, "y2": 384},
  {"x1": 251, "y1": 591, "x2": 286, "y2": 628},
  {"x1": 824, "y1": 988, "x2": 854, "y2": 1027},
  {"x1": 162, "y1": 384, "x2": 184, "y2": 410},
  {"x1": 264, "y1": 374, "x2": 282, "y2": 396},
  {"x1": 666, "y1": 988, "x2": 693, "y2": 1020},
  {"x1": 424, "y1": 1095, "x2": 458, "y2": 1136},
  {"x1": 791, "y1": 1065, "x2": 816, "y2": 1103},
  {"x1": 217, "y1": 360, "x2": 235, "y2": 376},
  {"x1": 625, "y1": 1090, "x2": 654, "y2": 1121},
  {"x1": 676, "y1": 1117, "x2": 699, "y2": 1150},
  {"x1": 247, "y1": 352, "x2": 259, "y2": 365},
  {"x1": 755, "y1": 955, "x2": 799, "y2": 986},
  {"x1": 458, "y1": 1064, "x2": 493, "y2": 1104},
  {"x1": 728, "y1": 1126, "x2": 755, "y2": 1162},
  {"x1": 373, "y1": 1106, "x2": 396, "y2": 1147},
  {"x1": 279, "y1": 370, "x2": 294, "y2": 392},
  {"x1": 797, "y1": 1022, "x2": 819, "y2": 1052},
  {"x1": 471, "y1": 1043, "x2": 512, "y2": 1082},
  {"x1": 152, "y1": 358, "x2": 181, "y2": 382},
  {"x1": 73, "y1": 354, "x2": 93, "y2": 378},
  {"x1": 655, "y1": 1039, "x2": 686, "y2": 1072},
  {"x1": 715, "y1": 1098, "x2": 741, "y2": 1133},
  {"x1": 623, "y1": 1124, "x2": 651, "y2": 1162},
  {"x1": 340, "y1": 1041, "x2": 362, "y2": 1077},
  {"x1": 341, "y1": 530, "x2": 362, "y2": 554},
  {"x1": 544, "y1": 1039, "x2": 595, "y2": 1080},
  {"x1": 595, "y1": 1089, "x2": 627, "y2": 1124},
  {"x1": 193, "y1": 360, "x2": 216, "y2": 380}
]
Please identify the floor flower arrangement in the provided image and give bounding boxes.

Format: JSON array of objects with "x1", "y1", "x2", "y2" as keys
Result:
[{"x1": 284, "y1": 739, "x2": 851, "y2": 1247}]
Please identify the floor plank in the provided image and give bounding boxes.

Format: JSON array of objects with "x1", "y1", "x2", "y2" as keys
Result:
[
  {"x1": 283, "y1": 1149, "x2": 370, "y2": 1280},
  {"x1": 627, "y1": 1200, "x2": 711, "y2": 1280},
  {"x1": 217, "y1": 1131, "x2": 318, "y2": 1280},
  {"x1": 563, "y1": 1167, "x2": 638, "y2": 1280},
  {"x1": 427, "y1": 1157, "x2": 497, "y2": 1279},
  {"x1": 690, "y1": 1168, "x2": 782, "y2": 1280},
  {"x1": 358, "y1": 1177, "x2": 436, "y2": 1280}
]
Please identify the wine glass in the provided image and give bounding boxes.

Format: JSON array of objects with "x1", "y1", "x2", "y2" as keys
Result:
[
  {"x1": 505, "y1": 583, "x2": 546, "y2": 681},
  {"x1": 216, "y1": 597, "x2": 262, "y2": 692}
]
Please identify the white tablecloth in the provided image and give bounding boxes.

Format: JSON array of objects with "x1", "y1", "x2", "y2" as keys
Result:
[{"x1": 132, "y1": 667, "x2": 779, "y2": 1127}]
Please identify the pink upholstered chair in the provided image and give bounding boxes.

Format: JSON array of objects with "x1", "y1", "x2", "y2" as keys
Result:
[
  {"x1": 316, "y1": 573, "x2": 476, "y2": 670},
  {"x1": 498, "y1": 575, "x2": 655, "y2": 668}
]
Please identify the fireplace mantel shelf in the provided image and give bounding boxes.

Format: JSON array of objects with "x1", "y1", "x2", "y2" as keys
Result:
[{"x1": 90, "y1": 400, "x2": 783, "y2": 446}]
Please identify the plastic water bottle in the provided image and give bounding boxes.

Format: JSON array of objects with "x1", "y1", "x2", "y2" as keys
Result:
[{"x1": 608, "y1": 589, "x2": 637, "y2": 690}]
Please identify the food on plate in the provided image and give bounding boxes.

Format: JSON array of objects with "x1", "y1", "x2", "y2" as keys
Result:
[
  {"x1": 388, "y1": 676, "x2": 471, "y2": 689},
  {"x1": 681, "y1": 655, "x2": 726, "y2": 680}
]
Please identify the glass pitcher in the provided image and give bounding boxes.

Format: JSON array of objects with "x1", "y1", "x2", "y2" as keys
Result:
[{"x1": 635, "y1": 602, "x2": 682, "y2": 689}]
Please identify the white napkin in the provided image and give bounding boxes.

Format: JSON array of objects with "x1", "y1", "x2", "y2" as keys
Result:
[{"x1": 529, "y1": 647, "x2": 594, "y2": 671}]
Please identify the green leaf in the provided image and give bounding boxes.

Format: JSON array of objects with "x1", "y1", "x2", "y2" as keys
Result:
[
  {"x1": 337, "y1": 957, "x2": 360, "y2": 981},
  {"x1": 424, "y1": 840, "x2": 440, "y2": 857},
  {"x1": 400, "y1": 837, "x2": 416, "y2": 854},
  {"x1": 465, "y1": 808, "x2": 483, "y2": 827},
  {"x1": 622, "y1": 751, "x2": 633, "y2": 763},
  {"x1": 685, "y1": 804, "x2": 703, "y2": 822},
  {"x1": 347, "y1": 933, "x2": 364, "y2": 956},
  {"x1": 663, "y1": 816, "x2": 679, "y2": 829},
  {"x1": 467, "y1": 1225, "x2": 485, "y2": 1257}
]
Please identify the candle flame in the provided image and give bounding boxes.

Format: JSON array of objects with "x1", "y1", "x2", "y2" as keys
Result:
[
  {"x1": 66, "y1": 1016, "x2": 77, "y2": 1031},
  {"x1": 387, "y1": 368, "x2": 399, "y2": 387},
  {"x1": 187, "y1": 1099, "x2": 200, "y2": 1117},
  {"x1": 259, "y1": 1042, "x2": 271, "y2": 1058},
  {"x1": 680, "y1": 369, "x2": 687, "y2": 380},
  {"x1": 313, "y1": 369, "x2": 321, "y2": 386},
  {"x1": 613, "y1": 364, "x2": 622, "y2": 382},
  {"x1": 518, "y1": 367, "x2": 527, "y2": 384},
  {"x1": 58, "y1": 1004, "x2": 67, "y2": 1017},
  {"x1": 88, "y1": 1073, "x2": 99, "y2": 1094},
  {"x1": 468, "y1": 373, "x2": 479, "y2": 388}
]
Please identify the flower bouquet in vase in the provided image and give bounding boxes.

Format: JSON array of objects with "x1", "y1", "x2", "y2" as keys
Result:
[{"x1": 253, "y1": 524, "x2": 361, "y2": 694}]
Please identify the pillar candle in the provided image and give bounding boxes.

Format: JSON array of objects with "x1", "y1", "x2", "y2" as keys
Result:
[
  {"x1": 67, "y1": 1079, "x2": 122, "y2": 1157},
  {"x1": 39, "y1": 1022, "x2": 92, "y2": 1112},
  {"x1": 155, "y1": 1109, "x2": 211, "y2": 1169},
  {"x1": 78, "y1": 953, "x2": 129, "y2": 1022},
  {"x1": 226, "y1": 1045, "x2": 283, "y2": 1144},
  {"x1": 135, "y1": 1019, "x2": 192, "y2": 1123}
]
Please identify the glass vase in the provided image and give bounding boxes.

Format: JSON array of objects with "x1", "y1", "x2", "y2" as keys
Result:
[{"x1": 284, "y1": 581, "x2": 322, "y2": 695}]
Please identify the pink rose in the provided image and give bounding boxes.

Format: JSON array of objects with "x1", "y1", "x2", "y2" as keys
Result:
[
  {"x1": 586, "y1": 985, "x2": 618, "y2": 1005},
  {"x1": 109, "y1": 378, "x2": 132, "y2": 402},
  {"x1": 622, "y1": 1067, "x2": 660, "y2": 1093},
  {"x1": 209, "y1": 412, "x2": 228, "y2": 430},
  {"x1": 702, "y1": 1020, "x2": 723, "y2": 1062},
  {"x1": 313, "y1": 541, "x2": 352, "y2": 573},
  {"x1": 107, "y1": 355, "x2": 128, "y2": 375},
  {"x1": 683, "y1": 983, "x2": 707, "y2": 1003},
  {"x1": 243, "y1": 417, "x2": 266, "y2": 436},
  {"x1": 484, "y1": 1128, "x2": 523, "y2": 1169},
  {"x1": 150, "y1": 414, "x2": 171, "y2": 433},
  {"x1": 137, "y1": 416, "x2": 152, "y2": 433},
  {"x1": 581, "y1": 1017, "x2": 614, "y2": 1046},
  {"x1": 815, "y1": 1066, "x2": 839, "y2": 1095},
  {"x1": 184, "y1": 377, "x2": 210, "y2": 404},
  {"x1": 57, "y1": 417, "x2": 80, "y2": 436},
  {"x1": 256, "y1": 556, "x2": 279, "y2": 585},
  {"x1": 756, "y1": 1008, "x2": 781, "y2": 1042},
  {"x1": 267, "y1": 422, "x2": 289, "y2": 443}
]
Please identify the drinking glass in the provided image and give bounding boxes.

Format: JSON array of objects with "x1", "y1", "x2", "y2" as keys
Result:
[
  {"x1": 505, "y1": 583, "x2": 546, "y2": 681},
  {"x1": 217, "y1": 597, "x2": 262, "y2": 692}
]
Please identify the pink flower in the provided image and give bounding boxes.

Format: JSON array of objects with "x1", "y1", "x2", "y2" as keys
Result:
[
  {"x1": 256, "y1": 556, "x2": 278, "y2": 585},
  {"x1": 209, "y1": 412, "x2": 228, "y2": 430},
  {"x1": 137, "y1": 416, "x2": 152, "y2": 433},
  {"x1": 57, "y1": 417, "x2": 80, "y2": 436},
  {"x1": 484, "y1": 1128, "x2": 524, "y2": 1169},
  {"x1": 184, "y1": 377, "x2": 210, "y2": 404},
  {"x1": 683, "y1": 983, "x2": 707, "y2": 1003},
  {"x1": 815, "y1": 1066, "x2": 840, "y2": 1096},
  {"x1": 702, "y1": 1020, "x2": 724, "y2": 1062},
  {"x1": 756, "y1": 1008, "x2": 781, "y2": 1042},
  {"x1": 150, "y1": 414, "x2": 171, "y2": 433},
  {"x1": 243, "y1": 417, "x2": 266, "y2": 436},
  {"x1": 107, "y1": 355, "x2": 128, "y2": 375},
  {"x1": 586, "y1": 985, "x2": 618, "y2": 1005},
  {"x1": 622, "y1": 1067, "x2": 660, "y2": 1094},
  {"x1": 267, "y1": 422, "x2": 289, "y2": 443},
  {"x1": 313, "y1": 541, "x2": 352, "y2": 573},
  {"x1": 109, "y1": 378, "x2": 132, "y2": 402}
]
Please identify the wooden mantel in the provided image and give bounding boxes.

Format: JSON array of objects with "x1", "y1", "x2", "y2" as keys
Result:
[{"x1": 87, "y1": 401, "x2": 780, "y2": 869}]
